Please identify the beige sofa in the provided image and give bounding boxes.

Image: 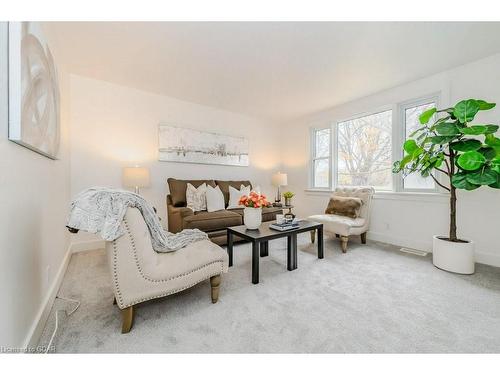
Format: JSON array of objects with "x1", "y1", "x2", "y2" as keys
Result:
[
  {"x1": 167, "y1": 178, "x2": 282, "y2": 245},
  {"x1": 106, "y1": 207, "x2": 229, "y2": 333}
]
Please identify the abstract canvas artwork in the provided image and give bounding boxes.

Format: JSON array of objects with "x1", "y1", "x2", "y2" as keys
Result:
[
  {"x1": 8, "y1": 22, "x2": 60, "y2": 159},
  {"x1": 158, "y1": 125, "x2": 249, "y2": 166}
]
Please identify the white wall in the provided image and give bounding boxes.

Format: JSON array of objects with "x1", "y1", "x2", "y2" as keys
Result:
[
  {"x1": 69, "y1": 75, "x2": 282, "y2": 244},
  {"x1": 0, "y1": 23, "x2": 72, "y2": 348},
  {"x1": 282, "y1": 53, "x2": 500, "y2": 266}
]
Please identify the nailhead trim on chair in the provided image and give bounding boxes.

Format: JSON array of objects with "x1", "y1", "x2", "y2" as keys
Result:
[{"x1": 111, "y1": 219, "x2": 225, "y2": 309}]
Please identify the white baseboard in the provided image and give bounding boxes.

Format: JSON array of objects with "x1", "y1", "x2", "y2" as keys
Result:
[
  {"x1": 23, "y1": 245, "x2": 72, "y2": 350},
  {"x1": 367, "y1": 231, "x2": 432, "y2": 254},
  {"x1": 475, "y1": 251, "x2": 500, "y2": 268},
  {"x1": 71, "y1": 239, "x2": 105, "y2": 253},
  {"x1": 367, "y1": 231, "x2": 500, "y2": 267}
]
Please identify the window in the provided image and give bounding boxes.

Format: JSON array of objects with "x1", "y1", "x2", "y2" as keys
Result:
[
  {"x1": 309, "y1": 94, "x2": 441, "y2": 193},
  {"x1": 401, "y1": 100, "x2": 437, "y2": 191},
  {"x1": 311, "y1": 128, "x2": 330, "y2": 188},
  {"x1": 337, "y1": 110, "x2": 393, "y2": 190}
]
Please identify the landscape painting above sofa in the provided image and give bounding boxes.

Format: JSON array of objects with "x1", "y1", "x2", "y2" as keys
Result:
[{"x1": 158, "y1": 125, "x2": 249, "y2": 166}]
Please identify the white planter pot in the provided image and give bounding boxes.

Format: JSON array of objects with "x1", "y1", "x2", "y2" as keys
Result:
[
  {"x1": 432, "y1": 235, "x2": 475, "y2": 275},
  {"x1": 243, "y1": 207, "x2": 262, "y2": 230}
]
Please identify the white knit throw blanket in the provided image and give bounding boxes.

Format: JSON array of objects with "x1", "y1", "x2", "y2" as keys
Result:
[{"x1": 67, "y1": 187, "x2": 208, "y2": 252}]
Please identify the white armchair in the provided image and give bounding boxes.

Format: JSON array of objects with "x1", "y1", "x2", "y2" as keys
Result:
[
  {"x1": 307, "y1": 187, "x2": 375, "y2": 253},
  {"x1": 106, "y1": 207, "x2": 229, "y2": 333}
]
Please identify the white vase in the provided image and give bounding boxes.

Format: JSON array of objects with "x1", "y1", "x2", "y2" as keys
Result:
[
  {"x1": 432, "y1": 235, "x2": 475, "y2": 275},
  {"x1": 243, "y1": 207, "x2": 262, "y2": 229}
]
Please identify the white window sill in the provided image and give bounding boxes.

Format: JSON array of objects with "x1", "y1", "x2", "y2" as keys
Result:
[{"x1": 304, "y1": 188, "x2": 449, "y2": 203}]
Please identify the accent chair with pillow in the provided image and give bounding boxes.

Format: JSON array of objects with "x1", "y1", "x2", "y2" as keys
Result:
[
  {"x1": 307, "y1": 186, "x2": 375, "y2": 253},
  {"x1": 167, "y1": 178, "x2": 282, "y2": 245}
]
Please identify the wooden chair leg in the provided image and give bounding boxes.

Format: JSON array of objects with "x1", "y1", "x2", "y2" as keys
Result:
[
  {"x1": 340, "y1": 236, "x2": 348, "y2": 253},
  {"x1": 121, "y1": 306, "x2": 134, "y2": 334},
  {"x1": 310, "y1": 230, "x2": 316, "y2": 243},
  {"x1": 361, "y1": 232, "x2": 367, "y2": 244},
  {"x1": 210, "y1": 275, "x2": 221, "y2": 303},
  {"x1": 113, "y1": 297, "x2": 117, "y2": 305}
]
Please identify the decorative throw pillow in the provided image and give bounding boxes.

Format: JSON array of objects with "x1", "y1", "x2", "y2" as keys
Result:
[
  {"x1": 227, "y1": 185, "x2": 251, "y2": 209},
  {"x1": 186, "y1": 183, "x2": 207, "y2": 212},
  {"x1": 325, "y1": 196, "x2": 363, "y2": 218},
  {"x1": 251, "y1": 185, "x2": 261, "y2": 195},
  {"x1": 206, "y1": 185, "x2": 225, "y2": 212}
]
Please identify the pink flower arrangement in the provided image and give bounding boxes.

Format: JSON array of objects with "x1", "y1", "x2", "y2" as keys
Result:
[{"x1": 238, "y1": 191, "x2": 271, "y2": 209}]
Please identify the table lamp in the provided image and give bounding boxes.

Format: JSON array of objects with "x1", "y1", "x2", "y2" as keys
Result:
[
  {"x1": 272, "y1": 172, "x2": 287, "y2": 205},
  {"x1": 123, "y1": 166, "x2": 150, "y2": 194}
]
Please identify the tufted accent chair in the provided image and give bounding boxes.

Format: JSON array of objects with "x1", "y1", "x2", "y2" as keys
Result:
[
  {"x1": 307, "y1": 186, "x2": 375, "y2": 253},
  {"x1": 106, "y1": 207, "x2": 229, "y2": 333}
]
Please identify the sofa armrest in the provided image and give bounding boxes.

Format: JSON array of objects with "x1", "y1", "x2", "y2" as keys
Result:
[{"x1": 167, "y1": 195, "x2": 193, "y2": 233}]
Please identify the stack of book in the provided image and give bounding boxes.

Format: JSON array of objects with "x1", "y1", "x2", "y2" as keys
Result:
[{"x1": 269, "y1": 222, "x2": 300, "y2": 231}]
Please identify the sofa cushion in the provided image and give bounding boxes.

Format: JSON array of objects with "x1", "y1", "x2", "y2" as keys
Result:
[
  {"x1": 308, "y1": 214, "x2": 365, "y2": 236},
  {"x1": 262, "y1": 206, "x2": 283, "y2": 222},
  {"x1": 183, "y1": 210, "x2": 242, "y2": 232},
  {"x1": 215, "y1": 180, "x2": 252, "y2": 207},
  {"x1": 168, "y1": 178, "x2": 216, "y2": 207}
]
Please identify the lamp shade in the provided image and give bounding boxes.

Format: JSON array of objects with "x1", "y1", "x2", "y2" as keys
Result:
[
  {"x1": 272, "y1": 172, "x2": 287, "y2": 187},
  {"x1": 122, "y1": 167, "x2": 150, "y2": 188}
]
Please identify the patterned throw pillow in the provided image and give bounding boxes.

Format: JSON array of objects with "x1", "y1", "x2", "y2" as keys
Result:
[
  {"x1": 325, "y1": 196, "x2": 363, "y2": 218},
  {"x1": 186, "y1": 183, "x2": 207, "y2": 212}
]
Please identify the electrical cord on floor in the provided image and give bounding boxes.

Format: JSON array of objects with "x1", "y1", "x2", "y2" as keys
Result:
[{"x1": 45, "y1": 296, "x2": 81, "y2": 354}]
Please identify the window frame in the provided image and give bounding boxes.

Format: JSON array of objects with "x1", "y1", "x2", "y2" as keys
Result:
[
  {"x1": 334, "y1": 105, "x2": 394, "y2": 191},
  {"x1": 310, "y1": 127, "x2": 332, "y2": 189},
  {"x1": 395, "y1": 93, "x2": 441, "y2": 193},
  {"x1": 308, "y1": 92, "x2": 445, "y2": 194}
]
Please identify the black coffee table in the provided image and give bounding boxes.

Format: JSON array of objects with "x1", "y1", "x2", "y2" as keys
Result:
[{"x1": 226, "y1": 220, "x2": 324, "y2": 284}]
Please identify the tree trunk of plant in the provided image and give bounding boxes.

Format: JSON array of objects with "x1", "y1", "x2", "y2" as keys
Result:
[
  {"x1": 449, "y1": 150, "x2": 458, "y2": 242},
  {"x1": 449, "y1": 185, "x2": 458, "y2": 242}
]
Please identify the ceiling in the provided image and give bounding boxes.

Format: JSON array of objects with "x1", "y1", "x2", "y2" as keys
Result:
[{"x1": 49, "y1": 22, "x2": 500, "y2": 122}]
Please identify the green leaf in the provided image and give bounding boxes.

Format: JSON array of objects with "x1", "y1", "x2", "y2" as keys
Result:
[
  {"x1": 457, "y1": 151, "x2": 486, "y2": 171},
  {"x1": 430, "y1": 136, "x2": 457, "y2": 144},
  {"x1": 478, "y1": 147, "x2": 497, "y2": 160},
  {"x1": 476, "y1": 100, "x2": 496, "y2": 111},
  {"x1": 409, "y1": 127, "x2": 425, "y2": 138},
  {"x1": 435, "y1": 122, "x2": 460, "y2": 136},
  {"x1": 459, "y1": 125, "x2": 487, "y2": 135},
  {"x1": 450, "y1": 139, "x2": 482, "y2": 152},
  {"x1": 485, "y1": 134, "x2": 500, "y2": 147},
  {"x1": 400, "y1": 154, "x2": 413, "y2": 169},
  {"x1": 403, "y1": 139, "x2": 418, "y2": 154},
  {"x1": 484, "y1": 125, "x2": 499, "y2": 134},
  {"x1": 453, "y1": 99, "x2": 480, "y2": 123},
  {"x1": 452, "y1": 172, "x2": 481, "y2": 190},
  {"x1": 465, "y1": 167, "x2": 498, "y2": 185},
  {"x1": 488, "y1": 171, "x2": 500, "y2": 189},
  {"x1": 491, "y1": 158, "x2": 500, "y2": 174},
  {"x1": 419, "y1": 108, "x2": 437, "y2": 124}
]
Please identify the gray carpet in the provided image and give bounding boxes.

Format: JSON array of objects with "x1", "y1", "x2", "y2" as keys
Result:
[{"x1": 38, "y1": 234, "x2": 500, "y2": 353}]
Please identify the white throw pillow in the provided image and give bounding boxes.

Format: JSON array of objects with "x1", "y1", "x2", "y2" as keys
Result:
[
  {"x1": 206, "y1": 185, "x2": 225, "y2": 212},
  {"x1": 227, "y1": 184, "x2": 251, "y2": 209},
  {"x1": 186, "y1": 183, "x2": 207, "y2": 212},
  {"x1": 251, "y1": 185, "x2": 261, "y2": 195}
]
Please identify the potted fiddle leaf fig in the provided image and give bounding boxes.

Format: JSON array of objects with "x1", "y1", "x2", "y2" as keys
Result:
[{"x1": 393, "y1": 99, "x2": 500, "y2": 274}]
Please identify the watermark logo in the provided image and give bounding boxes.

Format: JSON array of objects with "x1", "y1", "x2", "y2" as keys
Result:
[{"x1": 0, "y1": 345, "x2": 56, "y2": 354}]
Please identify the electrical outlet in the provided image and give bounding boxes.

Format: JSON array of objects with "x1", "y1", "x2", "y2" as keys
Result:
[{"x1": 46, "y1": 265, "x2": 50, "y2": 286}]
